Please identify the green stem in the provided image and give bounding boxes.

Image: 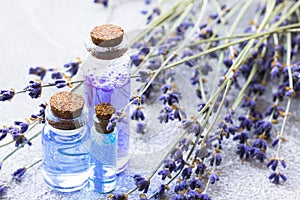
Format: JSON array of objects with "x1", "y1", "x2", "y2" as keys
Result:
[
  {"x1": 15, "y1": 80, "x2": 83, "y2": 95},
  {"x1": 231, "y1": 64, "x2": 258, "y2": 110},
  {"x1": 26, "y1": 159, "x2": 42, "y2": 170},
  {"x1": 203, "y1": 80, "x2": 232, "y2": 143},
  {"x1": 275, "y1": 32, "x2": 293, "y2": 159}
]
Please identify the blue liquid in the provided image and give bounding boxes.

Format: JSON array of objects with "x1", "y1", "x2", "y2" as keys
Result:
[
  {"x1": 90, "y1": 127, "x2": 117, "y2": 193},
  {"x1": 42, "y1": 125, "x2": 90, "y2": 192}
]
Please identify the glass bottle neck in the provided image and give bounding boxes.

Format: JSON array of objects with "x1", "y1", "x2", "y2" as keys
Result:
[
  {"x1": 45, "y1": 107, "x2": 87, "y2": 131},
  {"x1": 85, "y1": 38, "x2": 128, "y2": 60},
  {"x1": 93, "y1": 115, "x2": 114, "y2": 134}
]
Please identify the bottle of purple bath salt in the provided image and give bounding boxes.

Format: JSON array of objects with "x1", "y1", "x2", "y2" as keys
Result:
[{"x1": 81, "y1": 24, "x2": 130, "y2": 173}]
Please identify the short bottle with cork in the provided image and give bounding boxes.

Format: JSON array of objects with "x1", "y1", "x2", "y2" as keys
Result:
[
  {"x1": 41, "y1": 91, "x2": 90, "y2": 192},
  {"x1": 81, "y1": 24, "x2": 131, "y2": 173},
  {"x1": 89, "y1": 102, "x2": 117, "y2": 193}
]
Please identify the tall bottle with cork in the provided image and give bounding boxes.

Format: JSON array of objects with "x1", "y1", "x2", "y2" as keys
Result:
[{"x1": 81, "y1": 24, "x2": 131, "y2": 173}]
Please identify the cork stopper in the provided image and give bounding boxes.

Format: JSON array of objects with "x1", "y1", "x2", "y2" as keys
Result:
[
  {"x1": 50, "y1": 91, "x2": 84, "y2": 119},
  {"x1": 90, "y1": 24, "x2": 124, "y2": 47},
  {"x1": 47, "y1": 92, "x2": 86, "y2": 130},
  {"x1": 94, "y1": 103, "x2": 115, "y2": 134}
]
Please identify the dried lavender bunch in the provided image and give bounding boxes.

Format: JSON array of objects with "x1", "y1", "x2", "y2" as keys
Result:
[{"x1": 107, "y1": 0, "x2": 300, "y2": 199}]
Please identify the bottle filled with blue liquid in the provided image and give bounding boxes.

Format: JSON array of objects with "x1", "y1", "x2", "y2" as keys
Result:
[
  {"x1": 90, "y1": 103, "x2": 117, "y2": 193},
  {"x1": 42, "y1": 91, "x2": 90, "y2": 192},
  {"x1": 82, "y1": 24, "x2": 131, "y2": 173}
]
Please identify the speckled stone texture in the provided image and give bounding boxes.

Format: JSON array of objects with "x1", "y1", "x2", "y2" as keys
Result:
[{"x1": 1, "y1": 0, "x2": 300, "y2": 200}]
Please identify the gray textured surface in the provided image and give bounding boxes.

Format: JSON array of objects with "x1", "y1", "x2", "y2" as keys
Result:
[{"x1": 0, "y1": 0, "x2": 300, "y2": 200}]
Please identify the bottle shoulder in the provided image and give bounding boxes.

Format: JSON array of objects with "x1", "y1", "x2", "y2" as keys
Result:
[
  {"x1": 90, "y1": 126, "x2": 117, "y2": 145},
  {"x1": 42, "y1": 123, "x2": 90, "y2": 144}
]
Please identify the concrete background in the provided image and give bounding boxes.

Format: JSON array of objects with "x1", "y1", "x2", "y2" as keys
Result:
[{"x1": 0, "y1": 0, "x2": 300, "y2": 199}]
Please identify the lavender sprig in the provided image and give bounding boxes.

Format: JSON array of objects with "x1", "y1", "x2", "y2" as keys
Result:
[
  {"x1": 267, "y1": 32, "x2": 294, "y2": 184},
  {"x1": 0, "y1": 59, "x2": 82, "y2": 102}
]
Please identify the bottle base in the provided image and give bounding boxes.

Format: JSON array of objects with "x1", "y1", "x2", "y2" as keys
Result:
[
  {"x1": 116, "y1": 156, "x2": 129, "y2": 174},
  {"x1": 90, "y1": 178, "x2": 116, "y2": 193},
  {"x1": 42, "y1": 169, "x2": 90, "y2": 192}
]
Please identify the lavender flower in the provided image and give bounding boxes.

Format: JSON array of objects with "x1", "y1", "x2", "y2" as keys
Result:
[
  {"x1": 49, "y1": 80, "x2": 68, "y2": 89},
  {"x1": 24, "y1": 80, "x2": 42, "y2": 99},
  {"x1": 11, "y1": 132, "x2": 32, "y2": 147},
  {"x1": 133, "y1": 174, "x2": 150, "y2": 193},
  {"x1": 267, "y1": 158, "x2": 278, "y2": 171},
  {"x1": 252, "y1": 138, "x2": 267, "y2": 150},
  {"x1": 64, "y1": 61, "x2": 80, "y2": 78},
  {"x1": 131, "y1": 48, "x2": 150, "y2": 66},
  {"x1": 209, "y1": 173, "x2": 220, "y2": 184},
  {"x1": 181, "y1": 166, "x2": 193, "y2": 179},
  {"x1": 154, "y1": 184, "x2": 169, "y2": 198},
  {"x1": 14, "y1": 121, "x2": 29, "y2": 133},
  {"x1": 51, "y1": 71, "x2": 63, "y2": 79},
  {"x1": 158, "y1": 91, "x2": 180, "y2": 106},
  {"x1": 264, "y1": 104, "x2": 285, "y2": 119},
  {"x1": 176, "y1": 22, "x2": 194, "y2": 34},
  {"x1": 186, "y1": 190, "x2": 201, "y2": 199},
  {"x1": 12, "y1": 167, "x2": 27, "y2": 181},
  {"x1": 181, "y1": 119, "x2": 201, "y2": 136},
  {"x1": 29, "y1": 66, "x2": 47, "y2": 80},
  {"x1": 158, "y1": 169, "x2": 171, "y2": 180},
  {"x1": 170, "y1": 148, "x2": 183, "y2": 162},
  {"x1": 0, "y1": 89, "x2": 15, "y2": 101},
  {"x1": 210, "y1": 153, "x2": 222, "y2": 166},
  {"x1": 268, "y1": 171, "x2": 287, "y2": 184},
  {"x1": 238, "y1": 116, "x2": 253, "y2": 130},
  {"x1": 136, "y1": 122, "x2": 146, "y2": 134},
  {"x1": 163, "y1": 159, "x2": 177, "y2": 173},
  {"x1": 94, "y1": 0, "x2": 108, "y2": 7},
  {"x1": 195, "y1": 162, "x2": 207, "y2": 176},
  {"x1": 189, "y1": 177, "x2": 202, "y2": 189},
  {"x1": 178, "y1": 138, "x2": 193, "y2": 151},
  {"x1": 131, "y1": 107, "x2": 145, "y2": 121},
  {"x1": 199, "y1": 193, "x2": 212, "y2": 200},
  {"x1": 280, "y1": 159, "x2": 287, "y2": 168},
  {"x1": 158, "y1": 106, "x2": 173, "y2": 123},
  {"x1": 173, "y1": 108, "x2": 186, "y2": 121},
  {"x1": 254, "y1": 120, "x2": 272, "y2": 138},
  {"x1": 249, "y1": 147, "x2": 266, "y2": 163},
  {"x1": 270, "y1": 138, "x2": 280, "y2": 147},
  {"x1": 237, "y1": 144, "x2": 249, "y2": 159},
  {"x1": 146, "y1": 7, "x2": 161, "y2": 24},
  {"x1": 0, "y1": 128, "x2": 8, "y2": 141},
  {"x1": 174, "y1": 180, "x2": 188, "y2": 193},
  {"x1": 173, "y1": 194, "x2": 185, "y2": 200}
]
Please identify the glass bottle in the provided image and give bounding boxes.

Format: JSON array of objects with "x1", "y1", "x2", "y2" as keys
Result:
[
  {"x1": 81, "y1": 24, "x2": 131, "y2": 173},
  {"x1": 42, "y1": 91, "x2": 90, "y2": 192},
  {"x1": 90, "y1": 103, "x2": 117, "y2": 193}
]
